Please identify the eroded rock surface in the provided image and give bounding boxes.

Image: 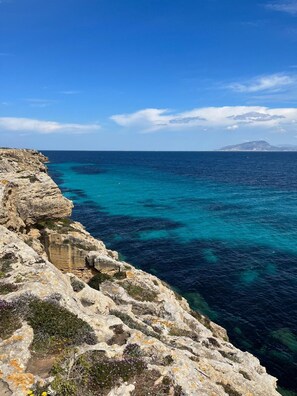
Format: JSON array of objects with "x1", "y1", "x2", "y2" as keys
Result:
[
  {"x1": 0, "y1": 149, "x2": 72, "y2": 232},
  {"x1": 0, "y1": 149, "x2": 280, "y2": 396}
]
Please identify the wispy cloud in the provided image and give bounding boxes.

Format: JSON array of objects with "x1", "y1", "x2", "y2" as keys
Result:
[
  {"x1": 266, "y1": 1, "x2": 297, "y2": 15},
  {"x1": 0, "y1": 117, "x2": 101, "y2": 134},
  {"x1": 228, "y1": 73, "x2": 295, "y2": 93},
  {"x1": 24, "y1": 98, "x2": 56, "y2": 108},
  {"x1": 59, "y1": 90, "x2": 80, "y2": 95},
  {"x1": 111, "y1": 106, "x2": 297, "y2": 133}
]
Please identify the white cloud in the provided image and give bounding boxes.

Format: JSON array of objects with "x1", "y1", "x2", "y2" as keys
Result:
[
  {"x1": 229, "y1": 73, "x2": 295, "y2": 93},
  {"x1": 111, "y1": 106, "x2": 297, "y2": 133},
  {"x1": 227, "y1": 125, "x2": 239, "y2": 130},
  {"x1": 266, "y1": 1, "x2": 297, "y2": 15},
  {"x1": 0, "y1": 117, "x2": 101, "y2": 134},
  {"x1": 111, "y1": 108, "x2": 171, "y2": 129}
]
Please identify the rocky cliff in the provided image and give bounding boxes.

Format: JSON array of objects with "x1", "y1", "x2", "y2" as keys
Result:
[{"x1": 0, "y1": 149, "x2": 280, "y2": 396}]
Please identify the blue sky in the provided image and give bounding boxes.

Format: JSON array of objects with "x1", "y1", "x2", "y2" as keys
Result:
[{"x1": 1, "y1": 0, "x2": 297, "y2": 150}]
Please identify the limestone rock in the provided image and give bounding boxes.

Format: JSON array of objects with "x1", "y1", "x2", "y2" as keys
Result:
[
  {"x1": 87, "y1": 251, "x2": 121, "y2": 273},
  {"x1": 0, "y1": 149, "x2": 72, "y2": 231}
]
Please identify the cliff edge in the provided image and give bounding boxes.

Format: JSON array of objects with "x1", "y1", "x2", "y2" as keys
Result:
[{"x1": 0, "y1": 149, "x2": 280, "y2": 396}]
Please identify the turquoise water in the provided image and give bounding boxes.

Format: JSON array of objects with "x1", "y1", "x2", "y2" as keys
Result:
[{"x1": 45, "y1": 151, "x2": 297, "y2": 394}]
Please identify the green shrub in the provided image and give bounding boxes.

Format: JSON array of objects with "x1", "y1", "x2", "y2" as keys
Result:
[
  {"x1": 50, "y1": 350, "x2": 184, "y2": 396},
  {"x1": 123, "y1": 343, "x2": 142, "y2": 357},
  {"x1": 37, "y1": 218, "x2": 76, "y2": 233},
  {"x1": 51, "y1": 376, "x2": 77, "y2": 396},
  {"x1": 121, "y1": 282, "x2": 157, "y2": 302},
  {"x1": 0, "y1": 283, "x2": 18, "y2": 295},
  {"x1": 27, "y1": 299, "x2": 97, "y2": 354},
  {"x1": 113, "y1": 271, "x2": 127, "y2": 280},
  {"x1": 0, "y1": 300, "x2": 22, "y2": 340},
  {"x1": 51, "y1": 350, "x2": 146, "y2": 395},
  {"x1": 0, "y1": 252, "x2": 15, "y2": 274},
  {"x1": 88, "y1": 273, "x2": 112, "y2": 290},
  {"x1": 88, "y1": 356, "x2": 146, "y2": 389}
]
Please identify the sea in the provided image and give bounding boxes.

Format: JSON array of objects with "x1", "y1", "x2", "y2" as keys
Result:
[{"x1": 44, "y1": 150, "x2": 297, "y2": 395}]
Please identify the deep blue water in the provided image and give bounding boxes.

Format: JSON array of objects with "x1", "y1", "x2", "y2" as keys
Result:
[{"x1": 44, "y1": 151, "x2": 297, "y2": 395}]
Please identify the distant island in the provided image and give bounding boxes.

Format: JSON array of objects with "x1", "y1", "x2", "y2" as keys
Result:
[{"x1": 219, "y1": 140, "x2": 297, "y2": 152}]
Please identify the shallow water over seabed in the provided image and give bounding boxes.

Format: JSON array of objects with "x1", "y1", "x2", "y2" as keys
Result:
[{"x1": 45, "y1": 151, "x2": 297, "y2": 395}]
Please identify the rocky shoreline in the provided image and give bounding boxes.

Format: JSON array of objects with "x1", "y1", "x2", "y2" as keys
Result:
[{"x1": 0, "y1": 149, "x2": 280, "y2": 395}]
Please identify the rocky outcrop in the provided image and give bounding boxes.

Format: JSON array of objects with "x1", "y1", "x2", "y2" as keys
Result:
[
  {"x1": 0, "y1": 149, "x2": 281, "y2": 396},
  {"x1": 39, "y1": 220, "x2": 109, "y2": 271},
  {"x1": 0, "y1": 149, "x2": 72, "y2": 232}
]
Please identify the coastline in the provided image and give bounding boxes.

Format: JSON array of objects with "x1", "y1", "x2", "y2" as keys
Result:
[{"x1": 0, "y1": 148, "x2": 280, "y2": 396}]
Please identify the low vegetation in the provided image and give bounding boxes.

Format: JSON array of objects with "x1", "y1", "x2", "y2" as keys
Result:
[
  {"x1": 51, "y1": 350, "x2": 146, "y2": 396},
  {"x1": 26, "y1": 298, "x2": 97, "y2": 354},
  {"x1": 88, "y1": 270, "x2": 127, "y2": 291},
  {"x1": 88, "y1": 272, "x2": 112, "y2": 290},
  {"x1": 0, "y1": 300, "x2": 22, "y2": 340},
  {"x1": 0, "y1": 282, "x2": 18, "y2": 295},
  {"x1": 50, "y1": 349, "x2": 183, "y2": 396},
  {"x1": 121, "y1": 281, "x2": 158, "y2": 302},
  {"x1": 0, "y1": 251, "x2": 15, "y2": 278},
  {"x1": 37, "y1": 218, "x2": 75, "y2": 233}
]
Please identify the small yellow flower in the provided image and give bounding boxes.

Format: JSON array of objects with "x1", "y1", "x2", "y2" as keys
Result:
[
  {"x1": 27, "y1": 391, "x2": 33, "y2": 395},
  {"x1": 41, "y1": 392, "x2": 47, "y2": 396}
]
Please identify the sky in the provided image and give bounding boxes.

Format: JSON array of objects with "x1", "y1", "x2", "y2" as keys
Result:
[{"x1": 1, "y1": 0, "x2": 297, "y2": 150}]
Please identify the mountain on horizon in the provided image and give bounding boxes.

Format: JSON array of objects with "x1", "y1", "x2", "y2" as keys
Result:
[{"x1": 219, "y1": 140, "x2": 297, "y2": 152}]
